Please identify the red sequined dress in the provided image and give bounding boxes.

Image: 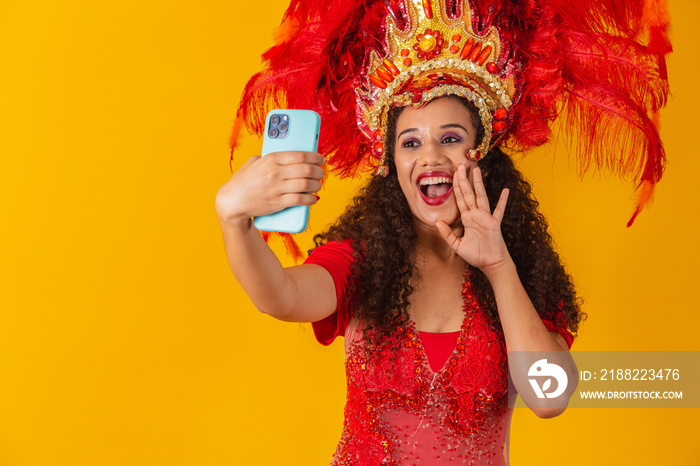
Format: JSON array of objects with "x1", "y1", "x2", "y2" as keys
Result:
[{"x1": 305, "y1": 240, "x2": 573, "y2": 465}]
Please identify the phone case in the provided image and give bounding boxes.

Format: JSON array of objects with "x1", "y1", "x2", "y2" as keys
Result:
[{"x1": 253, "y1": 109, "x2": 321, "y2": 234}]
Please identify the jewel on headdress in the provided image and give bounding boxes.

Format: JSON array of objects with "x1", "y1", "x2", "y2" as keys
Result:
[
  {"x1": 468, "y1": 149, "x2": 481, "y2": 161},
  {"x1": 468, "y1": 43, "x2": 482, "y2": 62},
  {"x1": 475, "y1": 46, "x2": 491, "y2": 65},
  {"x1": 418, "y1": 33, "x2": 434, "y2": 50},
  {"x1": 422, "y1": 0, "x2": 432, "y2": 19},
  {"x1": 369, "y1": 74, "x2": 388, "y2": 89},
  {"x1": 376, "y1": 68, "x2": 394, "y2": 83},
  {"x1": 383, "y1": 59, "x2": 400, "y2": 76},
  {"x1": 415, "y1": 29, "x2": 445, "y2": 62},
  {"x1": 460, "y1": 38, "x2": 474, "y2": 60}
]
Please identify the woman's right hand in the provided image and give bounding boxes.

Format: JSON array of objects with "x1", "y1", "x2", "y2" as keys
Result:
[{"x1": 215, "y1": 151, "x2": 326, "y2": 226}]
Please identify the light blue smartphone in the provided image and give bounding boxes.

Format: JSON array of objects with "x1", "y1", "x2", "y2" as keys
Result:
[{"x1": 253, "y1": 109, "x2": 321, "y2": 233}]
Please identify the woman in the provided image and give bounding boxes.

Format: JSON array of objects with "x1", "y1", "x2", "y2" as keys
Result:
[
  {"x1": 216, "y1": 0, "x2": 669, "y2": 463},
  {"x1": 216, "y1": 95, "x2": 580, "y2": 464}
]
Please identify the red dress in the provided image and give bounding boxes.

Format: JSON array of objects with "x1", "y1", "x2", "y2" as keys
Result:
[{"x1": 305, "y1": 240, "x2": 573, "y2": 465}]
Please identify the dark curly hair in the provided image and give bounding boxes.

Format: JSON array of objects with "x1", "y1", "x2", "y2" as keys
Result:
[{"x1": 311, "y1": 97, "x2": 584, "y2": 341}]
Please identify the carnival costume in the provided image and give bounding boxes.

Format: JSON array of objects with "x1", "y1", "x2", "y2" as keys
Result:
[
  {"x1": 304, "y1": 239, "x2": 572, "y2": 464},
  {"x1": 230, "y1": 0, "x2": 671, "y2": 463}
]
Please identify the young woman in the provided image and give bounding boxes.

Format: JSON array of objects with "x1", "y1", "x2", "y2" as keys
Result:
[
  {"x1": 216, "y1": 0, "x2": 669, "y2": 463},
  {"x1": 216, "y1": 95, "x2": 581, "y2": 463}
]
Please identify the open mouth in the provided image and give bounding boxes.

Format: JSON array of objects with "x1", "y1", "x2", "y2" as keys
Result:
[{"x1": 417, "y1": 171, "x2": 454, "y2": 206}]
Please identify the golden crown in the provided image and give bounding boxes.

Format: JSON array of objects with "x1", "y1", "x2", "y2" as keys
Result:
[{"x1": 355, "y1": 0, "x2": 517, "y2": 172}]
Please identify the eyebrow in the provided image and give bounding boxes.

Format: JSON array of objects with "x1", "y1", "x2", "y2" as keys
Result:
[{"x1": 397, "y1": 124, "x2": 470, "y2": 139}]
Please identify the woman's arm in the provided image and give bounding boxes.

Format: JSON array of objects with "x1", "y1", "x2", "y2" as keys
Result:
[
  {"x1": 483, "y1": 259, "x2": 577, "y2": 417},
  {"x1": 436, "y1": 164, "x2": 577, "y2": 417},
  {"x1": 215, "y1": 151, "x2": 337, "y2": 322}
]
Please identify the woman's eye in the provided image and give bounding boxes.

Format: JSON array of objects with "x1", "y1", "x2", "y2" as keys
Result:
[
  {"x1": 441, "y1": 136, "x2": 461, "y2": 144},
  {"x1": 402, "y1": 139, "x2": 419, "y2": 148}
]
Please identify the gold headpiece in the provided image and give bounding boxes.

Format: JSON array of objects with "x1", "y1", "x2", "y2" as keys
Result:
[{"x1": 355, "y1": 0, "x2": 517, "y2": 173}]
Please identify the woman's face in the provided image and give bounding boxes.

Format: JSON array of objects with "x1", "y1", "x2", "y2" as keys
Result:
[{"x1": 392, "y1": 96, "x2": 479, "y2": 230}]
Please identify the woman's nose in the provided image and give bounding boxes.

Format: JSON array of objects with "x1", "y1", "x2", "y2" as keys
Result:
[{"x1": 418, "y1": 140, "x2": 448, "y2": 166}]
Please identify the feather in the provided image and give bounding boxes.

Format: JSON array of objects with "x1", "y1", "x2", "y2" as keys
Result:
[
  {"x1": 627, "y1": 180, "x2": 656, "y2": 227},
  {"x1": 282, "y1": 233, "x2": 304, "y2": 262},
  {"x1": 642, "y1": 0, "x2": 672, "y2": 56},
  {"x1": 229, "y1": 0, "x2": 387, "y2": 260},
  {"x1": 504, "y1": 0, "x2": 670, "y2": 224},
  {"x1": 230, "y1": 0, "x2": 673, "y2": 257}
]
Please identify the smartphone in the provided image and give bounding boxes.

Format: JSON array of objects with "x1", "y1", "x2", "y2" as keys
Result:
[{"x1": 253, "y1": 109, "x2": 321, "y2": 233}]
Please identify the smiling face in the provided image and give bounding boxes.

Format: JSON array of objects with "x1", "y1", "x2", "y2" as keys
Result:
[{"x1": 391, "y1": 96, "x2": 480, "y2": 229}]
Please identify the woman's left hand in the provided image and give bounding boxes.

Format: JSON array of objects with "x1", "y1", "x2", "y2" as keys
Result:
[{"x1": 435, "y1": 164, "x2": 511, "y2": 276}]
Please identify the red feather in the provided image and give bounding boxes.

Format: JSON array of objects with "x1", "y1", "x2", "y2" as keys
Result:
[{"x1": 230, "y1": 0, "x2": 673, "y2": 258}]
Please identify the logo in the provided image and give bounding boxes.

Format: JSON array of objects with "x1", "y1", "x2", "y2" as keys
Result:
[{"x1": 528, "y1": 359, "x2": 568, "y2": 399}]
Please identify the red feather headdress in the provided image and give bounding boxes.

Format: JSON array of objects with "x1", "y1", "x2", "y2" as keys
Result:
[{"x1": 231, "y1": 0, "x2": 671, "y2": 259}]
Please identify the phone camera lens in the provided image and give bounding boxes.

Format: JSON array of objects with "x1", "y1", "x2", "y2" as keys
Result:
[
  {"x1": 269, "y1": 127, "x2": 279, "y2": 138},
  {"x1": 279, "y1": 122, "x2": 288, "y2": 132},
  {"x1": 270, "y1": 114, "x2": 281, "y2": 125}
]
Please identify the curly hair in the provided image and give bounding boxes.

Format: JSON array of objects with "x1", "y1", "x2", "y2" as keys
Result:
[{"x1": 311, "y1": 97, "x2": 584, "y2": 341}]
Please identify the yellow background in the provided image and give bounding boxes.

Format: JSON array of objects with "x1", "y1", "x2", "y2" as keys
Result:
[{"x1": 0, "y1": 0, "x2": 697, "y2": 464}]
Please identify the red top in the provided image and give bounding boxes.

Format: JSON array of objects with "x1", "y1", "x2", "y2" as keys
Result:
[
  {"x1": 304, "y1": 240, "x2": 574, "y2": 465},
  {"x1": 418, "y1": 330, "x2": 461, "y2": 372}
]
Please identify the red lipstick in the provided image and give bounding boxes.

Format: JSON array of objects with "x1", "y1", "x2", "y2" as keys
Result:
[{"x1": 416, "y1": 170, "x2": 454, "y2": 206}]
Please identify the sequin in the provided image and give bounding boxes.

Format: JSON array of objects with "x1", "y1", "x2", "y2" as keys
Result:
[{"x1": 329, "y1": 270, "x2": 510, "y2": 465}]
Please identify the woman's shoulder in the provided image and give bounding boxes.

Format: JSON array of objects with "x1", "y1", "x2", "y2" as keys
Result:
[
  {"x1": 308, "y1": 238, "x2": 355, "y2": 259},
  {"x1": 304, "y1": 239, "x2": 362, "y2": 281}
]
